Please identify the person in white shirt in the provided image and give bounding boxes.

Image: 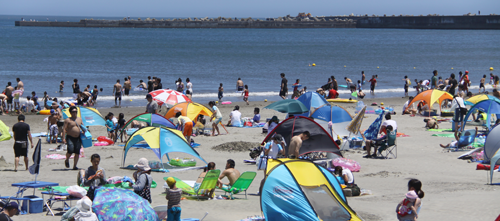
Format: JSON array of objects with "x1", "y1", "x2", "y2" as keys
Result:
[
  {"x1": 450, "y1": 92, "x2": 466, "y2": 131},
  {"x1": 227, "y1": 106, "x2": 242, "y2": 127},
  {"x1": 23, "y1": 96, "x2": 35, "y2": 113},
  {"x1": 402, "y1": 96, "x2": 417, "y2": 115},
  {"x1": 381, "y1": 113, "x2": 397, "y2": 134},
  {"x1": 186, "y1": 78, "x2": 193, "y2": 94},
  {"x1": 334, "y1": 166, "x2": 354, "y2": 185}
]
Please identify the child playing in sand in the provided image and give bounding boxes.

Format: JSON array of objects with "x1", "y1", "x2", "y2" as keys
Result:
[
  {"x1": 165, "y1": 177, "x2": 182, "y2": 221},
  {"x1": 396, "y1": 191, "x2": 419, "y2": 221},
  {"x1": 218, "y1": 83, "x2": 223, "y2": 103}
]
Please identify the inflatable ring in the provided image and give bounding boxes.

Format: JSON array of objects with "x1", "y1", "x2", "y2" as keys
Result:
[{"x1": 97, "y1": 136, "x2": 114, "y2": 145}]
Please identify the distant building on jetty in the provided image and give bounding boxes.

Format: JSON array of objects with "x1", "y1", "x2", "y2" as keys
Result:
[{"x1": 14, "y1": 13, "x2": 500, "y2": 29}]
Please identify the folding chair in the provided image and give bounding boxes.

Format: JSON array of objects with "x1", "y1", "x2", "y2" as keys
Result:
[
  {"x1": 164, "y1": 169, "x2": 221, "y2": 201},
  {"x1": 219, "y1": 171, "x2": 257, "y2": 199},
  {"x1": 377, "y1": 130, "x2": 397, "y2": 159}
]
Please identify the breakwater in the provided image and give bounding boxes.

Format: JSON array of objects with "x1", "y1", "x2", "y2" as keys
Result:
[
  {"x1": 14, "y1": 17, "x2": 355, "y2": 28},
  {"x1": 356, "y1": 15, "x2": 500, "y2": 29}
]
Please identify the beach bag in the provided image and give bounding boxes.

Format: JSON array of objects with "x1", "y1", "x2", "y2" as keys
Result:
[
  {"x1": 257, "y1": 154, "x2": 267, "y2": 170},
  {"x1": 86, "y1": 185, "x2": 96, "y2": 201},
  {"x1": 135, "y1": 175, "x2": 152, "y2": 203},
  {"x1": 346, "y1": 184, "x2": 360, "y2": 196},
  {"x1": 66, "y1": 185, "x2": 87, "y2": 198}
]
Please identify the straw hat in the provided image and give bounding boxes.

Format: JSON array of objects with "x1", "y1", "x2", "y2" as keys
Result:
[
  {"x1": 135, "y1": 158, "x2": 151, "y2": 171},
  {"x1": 76, "y1": 197, "x2": 92, "y2": 212},
  {"x1": 406, "y1": 191, "x2": 418, "y2": 199}
]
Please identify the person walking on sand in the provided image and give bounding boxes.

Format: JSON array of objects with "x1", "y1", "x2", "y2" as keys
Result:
[
  {"x1": 242, "y1": 85, "x2": 249, "y2": 105},
  {"x1": 280, "y1": 73, "x2": 288, "y2": 99},
  {"x1": 62, "y1": 106, "x2": 84, "y2": 170},
  {"x1": 236, "y1": 78, "x2": 244, "y2": 92},
  {"x1": 218, "y1": 83, "x2": 224, "y2": 103},
  {"x1": 209, "y1": 101, "x2": 222, "y2": 136},
  {"x1": 145, "y1": 94, "x2": 158, "y2": 114},
  {"x1": 12, "y1": 115, "x2": 34, "y2": 172},
  {"x1": 403, "y1": 76, "x2": 410, "y2": 97},
  {"x1": 113, "y1": 79, "x2": 122, "y2": 107}
]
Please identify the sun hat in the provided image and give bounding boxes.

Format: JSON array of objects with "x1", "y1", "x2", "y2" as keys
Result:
[
  {"x1": 406, "y1": 190, "x2": 418, "y2": 199},
  {"x1": 166, "y1": 177, "x2": 176, "y2": 186},
  {"x1": 135, "y1": 158, "x2": 151, "y2": 171},
  {"x1": 76, "y1": 197, "x2": 92, "y2": 212}
]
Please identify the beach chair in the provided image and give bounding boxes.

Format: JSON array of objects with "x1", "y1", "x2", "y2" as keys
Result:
[
  {"x1": 376, "y1": 129, "x2": 397, "y2": 159},
  {"x1": 163, "y1": 169, "x2": 220, "y2": 200},
  {"x1": 220, "y1": 171, "x2": 257, "y2": 199},
  {"x1": 454, "y1": 129, "x2": 477, "y2": 150}
]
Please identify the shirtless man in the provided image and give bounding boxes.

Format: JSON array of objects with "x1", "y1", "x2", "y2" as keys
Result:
[
  {"x1": 218, "y1": 159, "x2": 240, "y2": 188},
  {"x1": 288, "y1": 131, "x2": 310, "y2": 158},
  {"x1": 137, "y1": 80, "x2": 147, "y2": 89},
  {"x1": 62, "y1": 106, "x2": 84, "y2": 170},
  {"x1": 123, "y1": 77, "x2": 131, "y2": 96},
  {"x1": 5, "y1": 82, "x2": 14, "y2": 112},
  {"x1": 361, "y1": 71, "x2": 366, "y2": 84},
  {"x1": 113, "y1": 79, "x2": 122, "y2": 107},
  {"x1": 82, "y1": 90, "x2": 93, "y2": 106},
  {"x1": 0, "y1": 94, "x2": 7, "y2": 115},
  {"x1": 16, "y1": 78, "x2": 24, "y2": 91},
  {"x1": 236, "y1": 78, "x2": 244, "y2": 92},
  {"x1": 47, "y1": 110, "x2": 59, "y2": 143}
]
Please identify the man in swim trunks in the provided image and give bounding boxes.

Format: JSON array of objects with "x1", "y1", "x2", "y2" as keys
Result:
[
  {"x1": 123, "y1": 77, "x2": 131, "y2": 96},
  {"x1": 12, "y1": 114, "x2": 34, "y2": 171},
  {"x1": 5, "y1": 82, "x2": 14, "y2": 112},
  {"x1": 62, "y1": 106, "x2": 84, "y2": 170},
  {"x1": 0, "y1": 93, "x2": 7, "y2": 115},
  {"x1": 345, "y1": 77, "x2": 356, "y2": 93},
  {"x1": 236, "y1": 78, "x2": 244, "y2": 91},
  {"x1": 16, "y1": 78, "x2": 24, "y2": 91},
  {"x1": 113, "y1": 79, "x2": 122, "y2": 107},
  {"x1": 280, "y1": 73, "x2": 288, "y2": 99},
  {"x1": 361, "y1": 71, "x2": 366, "y2": 85},
  {"x1": 217, "y1": 159, "x2": 240, "y2": 188},
  {"x1": 288, "y1": 131, "x2": 310, "y2": 158}
]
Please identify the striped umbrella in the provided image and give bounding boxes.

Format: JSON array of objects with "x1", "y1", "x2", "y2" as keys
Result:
[
  {"x1": 149, "y1": 89, "x2": 191, "y2": 107},
  {"x1": 346, "y1": 106, "x2": 366, "y2": 134}
]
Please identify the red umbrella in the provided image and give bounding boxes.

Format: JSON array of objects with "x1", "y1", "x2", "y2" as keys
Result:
[{"x1": 149, "y1": 89, "x2": 191, "y2": 107}]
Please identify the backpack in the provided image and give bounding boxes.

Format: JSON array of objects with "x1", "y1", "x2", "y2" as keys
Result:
[{"x1": 135, "y1": 174, "x2": 152, "y2": 203}]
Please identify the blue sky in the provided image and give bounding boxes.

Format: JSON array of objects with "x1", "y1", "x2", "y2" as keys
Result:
[{"x1": 2, "y1": 0, "x2": 498, "y2": 18}]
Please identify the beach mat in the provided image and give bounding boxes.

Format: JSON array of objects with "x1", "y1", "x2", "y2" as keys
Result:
[
  {"x1": 432, "y1": 133, "x2": 455, "y2": 137},
  {"x1": 427, "y1": 129, "x2": 453, "y2": 132}
]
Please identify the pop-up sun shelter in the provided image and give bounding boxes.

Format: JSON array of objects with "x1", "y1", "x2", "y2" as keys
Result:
[
  {"x1": 406, "y1": 89, "x2": 453, "y2": 112},
  {"x1": 62, "y1": 106, "x2": 106, "y2": 127},
  {"x1": 310, "y1": 104, "x2": 353, "y2": 138},
  {"x1": 484, "y1": 125, "x2": 500, "y2": 184},
  {"x1": 118, "y1": 113, "x2": 175, "y2": 139},
  {"x1": 296, "y1": 91, "x2": 329, "y2": 116},
  {"x1": 123, "y1": 127, "x2": 206, "y2": 168},
  {"x1": 463, "y1": 99, "x2": 500, "y2": 130},
  {"x1": 261, "y1": 158, "x2": 362, "y2": 221},
  {"x1": 164, "y1": 102, "x2": 213, "y2": 123},
  {"x1": 0, "y1": 119, "x2": 11, "y2": 141},
  {"x1": 262, "y1": 116, "x2": 342, "y2": 157}
]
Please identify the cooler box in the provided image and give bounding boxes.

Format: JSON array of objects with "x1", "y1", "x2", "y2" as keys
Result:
[
  {"x1": 21, "y1": 195, "x2": 43, "y2": 214},
  {"x1": 80, "y1": 131, "x2": 93, "y2": 148}
]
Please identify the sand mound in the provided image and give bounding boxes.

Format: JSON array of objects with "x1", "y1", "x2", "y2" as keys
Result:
[
  {"x1": 211, "y1": 141, "x2": 261, "y2": 152},
  {"x1": 0, "y1": 156, "x2": 10, "y2": 168}
]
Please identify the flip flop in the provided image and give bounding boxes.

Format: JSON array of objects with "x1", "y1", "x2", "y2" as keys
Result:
[{"x1": 65, "y1": 160, "x2": 70, "y2": 168}]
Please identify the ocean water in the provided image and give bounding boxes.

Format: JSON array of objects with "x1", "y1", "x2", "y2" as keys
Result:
[{"x1": 0, "y1": 15, "x2": 499, "y2": 108}]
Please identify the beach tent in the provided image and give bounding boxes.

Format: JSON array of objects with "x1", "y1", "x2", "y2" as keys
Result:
[
  {"x1": 463, "y1": 99, "x2": 500, "y2": 130},
  {"x1": 0, "y1": 119, "x2": 11, "y2": 141},
  {"x1": 264, "y1": 99, "x2": 308, "y2": 114},
  {"x1": 118, "y1": 113, "x2": 175, "y2": 139},
  {"x1": 309, "y1": 104, "x2": 353, "y2": 138},
  {"x1": 62, "y1": 106, "x2": 106, "y2": 127},
  {"x1": 261, "y1": 158, "x2": 362, "y2": 221},
  {"x1": 406, "y1": 89, "x2": 453, "y2": 111},
  {"x1": 164, "y1": 102, "x2": 213, "y2": 123},
  {"x1": 485, "y1": 125, "x2": 500, "y2": 184},
  {"x1": 262, "y1": 116, "x2": 342, "y2": 157},
  {"x1": 123, "y1": 127, "x2": 206, "y2": 167},
  {"x1": 296, "y1": 92, "x2": 329, "y2": 116},
  {"x1": 465, "y1": 94, "x2": 500, "y2": 106}
]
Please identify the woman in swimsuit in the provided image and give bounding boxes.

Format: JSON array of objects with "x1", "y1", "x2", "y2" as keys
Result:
[{"x1": 242, "y1": 85, "x2": 249, "y2": 105}]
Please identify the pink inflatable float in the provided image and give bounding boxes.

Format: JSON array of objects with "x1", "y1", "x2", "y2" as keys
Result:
[{"x1": 332, "y1": 158, "x2": 361, "y2": 172}]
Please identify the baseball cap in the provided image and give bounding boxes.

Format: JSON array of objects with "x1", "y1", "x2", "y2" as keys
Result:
[
  {"x1": 5, "y1": 201, "x2": 19, "y2": 210},
  {"x1": 146, "y1": 94, "x2": 152, "y2": 99}
]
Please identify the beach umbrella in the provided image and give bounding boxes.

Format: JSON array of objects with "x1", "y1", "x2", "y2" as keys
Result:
[
  {"x1": 0, "y1": 119, "x2": 11, "y2": 141},
  {"x1": 149, "y1": 89, "x2": 191, "y2": 107},
  {"x1": 363, "y1": 111, "x2": 385, "y2": 140},
  {"x1": 123, "y1": 127, "x2": 206, "y2": 167},
  {"x1": 164, "y1": 102, "x2": 213, "y2": 123},
  {"x1": 465, "y1": 94, "x2": 500, "y2": 106},
  {"x1": 62, "y1": 106, "x2": 106, "y2": 127},
  {"x1": 264, "y1": 99, "x2": 308, "y2": 114},
  {"x1": 463, "y1": 99, "x2": 500, "y2": 130},
  {"x1": 93, "y1": 187, "x2": 158, "y2": 221},
  {"x1": 346, "y1": 106, "x2": 366, "y2": 134},
  {"x1": 28, "y1": 139, "x2": 42, "y2": 182},
  {"x1": 406, "y1": 89, "x2": 453, "y2": 111}
]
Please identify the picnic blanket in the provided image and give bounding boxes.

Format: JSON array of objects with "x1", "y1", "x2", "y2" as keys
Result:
[{"x1": 432, "y1": 133, "x2": 455, "y2": 137}]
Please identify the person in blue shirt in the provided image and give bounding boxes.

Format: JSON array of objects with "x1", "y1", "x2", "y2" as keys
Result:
[
  {"x1": 253, "y1": 108, "x2": 261, "y2": 126},
  {"x1": 105, "y1": 113, "x2": 116, "y2": 141}
]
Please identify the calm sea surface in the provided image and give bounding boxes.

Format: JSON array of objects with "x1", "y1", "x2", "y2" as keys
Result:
[{"x1": 1, "y1": 15, "x2": 499, "y2": 107}]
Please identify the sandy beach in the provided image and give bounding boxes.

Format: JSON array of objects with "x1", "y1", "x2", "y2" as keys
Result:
[{"x1": 0, "y1": 97, "x2": 498, "y2": 221}]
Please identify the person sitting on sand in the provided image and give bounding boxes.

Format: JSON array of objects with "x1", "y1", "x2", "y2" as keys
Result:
[
  {"x1": 402, "y1": 96, "x2": 417, "y2": 116},
  {"x1": 363, "y1": 125, "x2": 393, "y2": 158},
  {"x1": 253, "y1": 108, "x2": 261, "y2": 125},
  {"x1": 440, "y1": 127, "x2": 477, "y2": 149},
  {"x1": 333, "y1": 166, "x2": 354, "y2": 185},
  {"x1": 327, "y1": 87, "x2": 338, "y2": 99},
  {"x1": 265, "y1": 116, "x2": 279, "y2": 135},
  {"x1": 217, "y1": 159, "x2": 240, "y2": 188},
  {"x1": 396, "y1": 191, "x2": 419, "y2": 221},
  {"x1": 128, "y1": 158, "x2": 153, "y2": 203},
  {"x1": 227, "y1": 105, "x2": 242, "y2": 127},
  {"x1": 79, "y1": 154, "x2": 107, "y2": 187},
  {"x1": 424, "y1": 117, "x2": 438, "y2": 129},
  {"x1": 74, "y1": 197, "x2": 98, "y2": 221}
]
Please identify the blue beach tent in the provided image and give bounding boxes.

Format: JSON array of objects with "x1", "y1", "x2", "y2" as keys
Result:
[
  {"x1": 296, "y1": 92, "x2": 329, "y2": 116},
  {"x1": 122, "y1": 127, "x2": 206, "y2": 167},
  {"x1": 261, "y1": 159, "x2": 362, "y2": 221},
  {"x1": 463, "y1": 99, "x2": 500, "y2": 130}
]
